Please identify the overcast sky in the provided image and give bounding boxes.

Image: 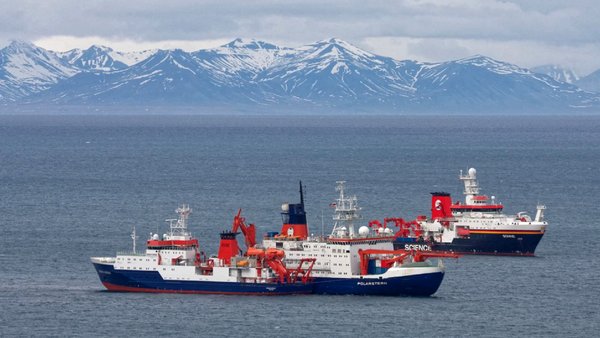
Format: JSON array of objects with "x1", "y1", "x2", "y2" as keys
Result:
[{"x1": 1, "y1": 0, "x2": 599, "y2": 75}]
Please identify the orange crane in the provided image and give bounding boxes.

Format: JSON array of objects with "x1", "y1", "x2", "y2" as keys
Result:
[
  {"x1": 357, "y1": 249, "x2": 460, "y2": 275},
  {"x1": 369, "y1": 217, "x2": 423, "y2": 238},
  {"x1": 231, "y1": 209, "x2": 256, "y2": 251},
  {"x1": 287, "y1": 258, "x2": 316, "y2": 284},
  {"x1": 246, "y1": 247, "x2": 315, "y2": 284}
]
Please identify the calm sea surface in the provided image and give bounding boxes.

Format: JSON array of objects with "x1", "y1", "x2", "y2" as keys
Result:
[{"x1": 0, "y1": 114, "x2": 599, "y2": 337}]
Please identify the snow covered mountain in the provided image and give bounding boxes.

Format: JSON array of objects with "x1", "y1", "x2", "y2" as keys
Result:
[
  {"x1": 57, "y1": 45, "x2": 128, "y2": 71},
  {"x1": 2, "y1": 38, "x2": 600, "y2": 113},
  {"x1": 257, "y1": 38, "x2": 419, "y2": 106},
  {"x1": 38, "y1": 48, "x2": 265, "y2": 105},
  {"x1": 0, "y1": 40, "x2": 77, "y2": 102},
  {"x1": 531, "y1": 65, "x2": 579, "y2": 84},
  {"x1": 576, "y1": 69, "x2": 600, "y2": 93},
  {"x1": 192, "y1": 38, "x2": 294, "y2": 84},
  {"x1": 56, "y1": 46, "x2": 155, "y2": 71},
  {"x1": 530, "y1": 63, "x2": 600, "y2": 94},
  {"x1": 413, "y1": 56, "x2": 591, "y2": 111}
]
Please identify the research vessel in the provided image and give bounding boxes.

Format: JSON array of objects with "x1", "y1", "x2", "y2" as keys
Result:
[
  {"x1": 91, "y1": 205, "x2": 315, "y2": 295},
  {"x1": 262, "y1": 181, "x2": 459, "y2": 296},
  {"x1": 391, "y1": 168, "x2": 547, "y2": 256}
]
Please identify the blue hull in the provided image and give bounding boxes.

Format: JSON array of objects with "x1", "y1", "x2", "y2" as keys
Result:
[
  {"x1": 312, "y1": 272, "x2": 445, "y2": 296},
  {"x1": 94, "y1": 263, "x2": 444, "y2": 296},
  {"x1": 93, "y1": 263, "x2": 313, "y2": 295},
  {"x1": 395, "y1": 233, "x2": 544, "y2": 256}
]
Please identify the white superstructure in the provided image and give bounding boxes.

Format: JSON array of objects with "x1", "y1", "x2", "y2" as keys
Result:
[{"x1": 91, "y1": 205, "x2": 297, "y2": 287}]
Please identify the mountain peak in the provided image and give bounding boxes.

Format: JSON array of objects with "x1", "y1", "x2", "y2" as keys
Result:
[
  {"x1": 301, "y1": 37, "x2": 374, "y2": 61},
  {"x1": 324, "y1": 37, "x2": 348, "y2": 45},
  {"x1": 313, "y1": 37, "x2": 354, "y2": 48},
  {"x1": 87, "y1": 45, "x2": 114, "y2": 53},
  {"x1": 139, "y1": 48, "x2": 195, "y2": 69},
  {"x1": 5, "y1": 40, "x2": 38, "y2": 52},
  {"x1": 457, "y1": 54, "x2": 493, "y2": 63},
  {"x1": 223, "y1": 38, "x2": 279, "y2": 50},
  {"x1": 454, "y1": 54, "x2": 529, "y2": 75},
  {"x1": 531, "y1": 64, "x2": 579, "y2": 84}
]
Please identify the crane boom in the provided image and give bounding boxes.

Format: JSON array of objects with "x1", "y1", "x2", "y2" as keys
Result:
[{"x1": 231, "y1": 209, "x2": 256, "y2": 250}]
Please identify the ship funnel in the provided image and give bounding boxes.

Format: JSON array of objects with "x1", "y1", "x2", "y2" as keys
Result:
[
  {"x1": 431, "y1": 192, "x2": 452, "y2": 220},
  {"x1": 217, "y1": 231, "x2": 240, "y2": 264},
  {"x1": 280, "y1": 181, "x2": 308, "y2": 240}
]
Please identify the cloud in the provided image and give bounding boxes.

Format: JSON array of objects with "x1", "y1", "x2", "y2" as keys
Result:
[
  {"x1": 33, "y1": 36, "x2": 231, "y2": 53},
  {"x1": 2, "y1": 0, "x2": 598, "y2": 43},
  {"x1": 1, "y1": 0, "x2": 599, "y2": 73},
  {"x1": 363, "y1": 36, "x2": 600, "y2": 75}
]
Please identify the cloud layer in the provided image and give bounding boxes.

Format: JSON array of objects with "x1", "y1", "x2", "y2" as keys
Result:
[{"x1": 1, "y1": 0, "x2": 599, "y2": 74}]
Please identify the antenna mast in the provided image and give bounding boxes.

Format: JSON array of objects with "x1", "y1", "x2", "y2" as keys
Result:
[
  {"x1": 131, "y1": 225, "x2": 138, "y2": 254},
  {"x1": 331, "y1": 181, "x2": 361, "y2": 237}
]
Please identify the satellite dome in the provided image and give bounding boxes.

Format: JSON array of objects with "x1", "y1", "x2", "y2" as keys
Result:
[
  {"x1": 468, "y1": 168, "x2": 477, "y2": 176},
  {"x1": 358, "y1": 226, "x2": 370, "y2": 236}
]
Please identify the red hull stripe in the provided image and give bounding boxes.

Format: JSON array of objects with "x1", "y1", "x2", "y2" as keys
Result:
[
  {"x1": 327, "y1": 236, "x2": 394, "y2": 243},
  {"x1": 147, "y1": 239, "x2": 198, "y2": 247},
  {"x1": 472, "y1": 196, "x2": 488, "y2": 201},
  {"x1": 101, "y1": 282, "x2": 310, "y2": 296},
  {"x1": 451, "y1": 204, "x2": 503, "y2": 210}
]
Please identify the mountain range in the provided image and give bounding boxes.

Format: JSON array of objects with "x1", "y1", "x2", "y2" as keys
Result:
[{"x1": 1, "y1": 38, "x2": 599, "y2": 114}]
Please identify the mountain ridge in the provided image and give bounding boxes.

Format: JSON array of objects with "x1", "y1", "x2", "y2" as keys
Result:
[{"x1": 1, "y1": 38, "x2": 599, "y2": 114}]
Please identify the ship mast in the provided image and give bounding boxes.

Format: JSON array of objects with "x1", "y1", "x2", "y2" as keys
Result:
[
  {"x1": 459, "y1": 168, "x2": 480, "y2": 205},
  {"x1": 331, "y1": 181, "x2": 361, "y2": 238},
  {"x1": 131, "y1": 225, "x2": 138, "y2": 254},
  {"x1": 165, "y1": 204, "x2": 192, "y2": 239}
]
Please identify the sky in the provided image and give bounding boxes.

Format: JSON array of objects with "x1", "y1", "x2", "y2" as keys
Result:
[{"x1": 1, "y1": 0, "x2": 599, "y2": 75}]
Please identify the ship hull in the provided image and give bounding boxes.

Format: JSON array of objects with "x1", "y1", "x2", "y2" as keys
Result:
[
  {"x1": 94, "y1": 262, "x2": 443, "y2": 296},
  {"x1": 93, "y1": 263, "x2": 313, "y2": 295},
  {"x1": 395, "y1": 233, "x2": 544, "y2": 256},
  {"x1": 312, "y1": 272, "x2": 445, "y2": 296}
]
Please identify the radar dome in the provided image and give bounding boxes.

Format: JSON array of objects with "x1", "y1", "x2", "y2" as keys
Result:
[
  {"x1": 281, "y1": 203, "x2": 289, "y2": 212},
  {"x1": 358, "y1": 226, "x2": 370, "y2": 236},
  {"x1": 468, "y1": 168, "x2": 477, "y2": 176},
  {"x1": 152, "y1": 233, "x2": 159, "y2": 240}
]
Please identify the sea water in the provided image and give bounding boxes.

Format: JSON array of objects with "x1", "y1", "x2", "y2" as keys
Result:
[{"x1": 0, "y1": 114, "x2": 599, "y2": 337}]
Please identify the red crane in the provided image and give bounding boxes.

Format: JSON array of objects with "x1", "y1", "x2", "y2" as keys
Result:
[
  {"x1": 231, "y1": 209, "x2": 256, "y2": 250},
  {"x1": 368, "y1": 217, "x2": 423, "y2": 237},
  {"x1": 246, "y1": 247, "x2": 315, "y2": 284},
  {"x1": 357, "y1": 249, "x2": 460, "y2": 275}
]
